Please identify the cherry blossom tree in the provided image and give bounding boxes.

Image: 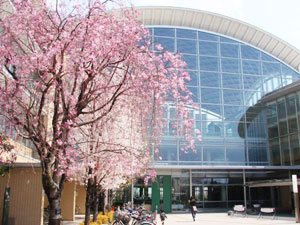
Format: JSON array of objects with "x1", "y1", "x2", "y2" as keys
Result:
[
  {"x1": 0, "y1": 1, "x2": 196, "y2": 224},
  {"x1": 70, "y1": 99, "x2": 154, "y2": 225}
]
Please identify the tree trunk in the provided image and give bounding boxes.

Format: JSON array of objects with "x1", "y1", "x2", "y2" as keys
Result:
[
  {"x1": 48, "y1": 198, "x2": 62, "y2": 225},
  {"x1": 84, "y1": 186, "x2": 92, "y2": 225},
  {"x1": 42, "y1": 171, "x2": 66, "y2": 225},
  {"x1": 99, "y1": 192, "x2": 105, "y2": 213},
  {"x1": 84, "y1": 178, "x2": 94, "y2": 225},
  {"x1": 92, "y1": 190, "x2": 99, "y2": 222}
]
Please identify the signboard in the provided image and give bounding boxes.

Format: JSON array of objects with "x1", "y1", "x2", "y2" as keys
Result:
[{"x1": 293, "y1": 175, "x2": 298, "y2": 193}]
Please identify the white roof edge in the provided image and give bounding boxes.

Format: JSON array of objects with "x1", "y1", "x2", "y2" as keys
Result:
[{"x1": 136, "y1": 6, "x2": 300, "y2": 71}]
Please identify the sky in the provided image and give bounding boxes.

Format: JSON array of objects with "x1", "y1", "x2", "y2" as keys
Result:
[{"x1": 130, "y1": 0, "x2": 300, "y2": 50}]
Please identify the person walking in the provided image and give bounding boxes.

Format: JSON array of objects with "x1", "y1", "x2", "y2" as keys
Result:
[
  {"x1": 188, "y1": 196, "x2": 197, "y2": 221},
  {"x1": 160, "y1": 209, "x2": 167, "y2": 225}
]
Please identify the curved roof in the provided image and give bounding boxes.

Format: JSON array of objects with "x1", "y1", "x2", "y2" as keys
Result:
[{"x1": 136, "y1": 6, "x2": 300, "y2": 71}]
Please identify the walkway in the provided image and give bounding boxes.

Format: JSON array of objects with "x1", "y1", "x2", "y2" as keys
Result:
[{"x1": 63, "y1": 213, "x2": 296, "y2": 225}]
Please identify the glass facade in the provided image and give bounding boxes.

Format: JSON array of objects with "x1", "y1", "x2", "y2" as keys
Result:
[
  {"x1": 266, "y1": 93, "x2": 300, "y2": 165},
  {"x1": 150, "y1": 27, "x2": 300, "y2": 166}
]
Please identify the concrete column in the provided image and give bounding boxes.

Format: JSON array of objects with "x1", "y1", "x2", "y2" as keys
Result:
[
  {"x1": 75, "y1": 185, "x2": 86, "y2": 214},
  {"x1": 61, "y1": 182, "x2": 76, "y2": 221}
]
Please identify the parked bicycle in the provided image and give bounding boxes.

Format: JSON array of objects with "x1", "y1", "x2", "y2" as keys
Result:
[{"x1": 112, "y1": 206, "x2": 157, "y2": 225}]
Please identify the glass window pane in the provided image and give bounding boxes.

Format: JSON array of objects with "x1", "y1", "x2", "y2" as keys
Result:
[
  {"x1": 200, "y1": 72, "x2": 220, "y2": 87},
  {"x1": 220, "y1": 36, "x2": 238, "y2": 43},
  {"x1": 297, "y1": 97, "x2": 300, "y2": 131},
  {"x1": 202, "y1": 121, "x2": 223, "y2": 137},
  {"x1": 201, "y1": 104, "x2": 222, "y2": 121},
  {"x1": 288, "y1": 118, "x2": 298, "y2": 134},
  {"x1": 203, "y1": 146, "x2": 225, "y2": 162},
  {"x1": 220, "y1": 43, "x2": 239, "y2": 58},
  {"x1": 154, "y1": 37, "x2": 175, "y2": 52},
  {"x1": 266, "y1": 103, "x2": 278, "y2": 124},
  {"x1": 226, "y1": 145, "x2": 245, "y2": 162},
  {"x1": 199, "y1": 41, "x2": 219, "y2": 56},
  {"x1": 279, "y1": 121, "x2": 288, "y2": 136},
  {"x1": 224, "y1": 122, "x2": 240, "y2": 138},
  {"x1": 157, "y1": 145, "x2": 177, "y2": 161},
  {"x1": 222, "y1": 73, "x2": 242, "y2": 89},
  {"x1": 266, "y1": 104, "x2": 278, "y2": 138},
  {"x1": 223, "y1": 89, "x2": 243, "y2": 105},
  {"x1": 179, "y1": 146, "x2": 201, "y2": 161},
  {"x1": 291, "y1": 134, "x2": 300, "y2": 165},
  {"x1": 154, "y1": 28, "x2": 175, "y2": 37},
  {"x1": 221, "y1": 58, "x2": 241, "y2": 73},
  {"x1": 241, "y1": 45, "x2": 260, "y2": 60},
  {"x1": 201, "y1": 88, "x2": 221, "y2": 104},
  {"x1": 176, "y1": 29, "x2": 197, "y2": 39},
  {"x1": 186, "y1": 71, "x2": 199, "y2": 86},
  {"x1": 282, "y1": 77, "x2": 293, "y2": 86},
  {"x1": 269, "y1": 138, "x2": 281, "y2": 165},
  {"x1": 281, "y1": 64, "x2": 299, "y2": 77},
  {"x1": 261, "y1": 52, "x2": 278, "y2": 62},
  {"x1": 243, "y1": 75, "x2": 262, "y2": 90},
  {"x1": 177, "y1": 39, "x2": 197, "y2": 54},
  {"x1": 262, "y1": 76, "x2": 281, "y2": 93},
  {"x1": 242, "y1": 60, "x2": 261, "y2": 75},
  {"x1": 247, "y1": 122, "x2": 267, "y2": 138},
  {"x1": 244, "y1": 91, "x2": 262, "y2": 106},
  {"x1": 182, "y1": 55, "x2": 198, "y2": 70},
  {"x1": 245, "y1": 106, "x2": 265, "y2": 123},
  {"x1": 224, "y1": 105, "x2": 244, "y2": 121},
  {"x1": 262, "y1": 62, "x2": 281, "y2": 75},
  {"x1": 287, "y1": 98, "x2": 297, "y2": 117},
  {"x1": 168, "y1": 120, "x2": 178, "y2": 136},
  {"x1": 248, "y1": 142, "x2": 268, "y2": 162},
  {"x1": 277, "y1": 101, "x2": 287, "y2": 120},
  {"x1": 198, "y1": 31, "x2": 218, "y2": 41},
  {"x1": 281, "y1": 136, "x2": 291, "y2": 165},
  {"x1": 187, "y1": 86, "x2": 199, "y2": 103},
  {"x1": 200, "y1": 56, "x2": 219, "y2": 72}
]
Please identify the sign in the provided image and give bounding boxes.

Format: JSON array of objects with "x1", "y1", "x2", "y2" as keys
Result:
[{"x1": 293, "y1": 175, "x2": 298, "y2": 193}]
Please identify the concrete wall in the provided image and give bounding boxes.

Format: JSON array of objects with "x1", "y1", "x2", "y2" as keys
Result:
[
  {"x1": 0, "y1": 167, "x2": 43, "y2": 225},
  {"x1": 76, "y1": 185, "x2": 86, "y2": 214}
]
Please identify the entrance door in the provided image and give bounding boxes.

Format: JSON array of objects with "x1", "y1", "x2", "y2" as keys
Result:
[{"x1": 152, "y1": 175, "x2": 172, "y2": 213}]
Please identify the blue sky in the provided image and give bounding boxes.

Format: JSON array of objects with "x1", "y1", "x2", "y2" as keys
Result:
[{"x1": 131, "y1": 0, "x2": 300, "y2": 50}]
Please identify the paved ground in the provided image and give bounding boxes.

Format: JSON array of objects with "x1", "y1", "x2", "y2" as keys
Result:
[{"x1": 63, "y1": 213, "x2": 297, "y2": 225}]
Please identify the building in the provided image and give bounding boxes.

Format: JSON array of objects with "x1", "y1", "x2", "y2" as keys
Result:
[
  {"x1": 2, "y1": 4, "x2": 300, "y2": 224},
  {"x1": 131, "y1": 6, "x2": 300, "y2": 213}
]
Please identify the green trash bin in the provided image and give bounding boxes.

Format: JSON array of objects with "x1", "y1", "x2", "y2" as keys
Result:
[{"x1": 2, "y1": 187, "x2": 10, "y2": 225}]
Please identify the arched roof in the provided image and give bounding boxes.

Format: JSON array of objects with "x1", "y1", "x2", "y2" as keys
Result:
[{"x1": 136, "y1": 6, "x2": 300, "y2": 71}]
